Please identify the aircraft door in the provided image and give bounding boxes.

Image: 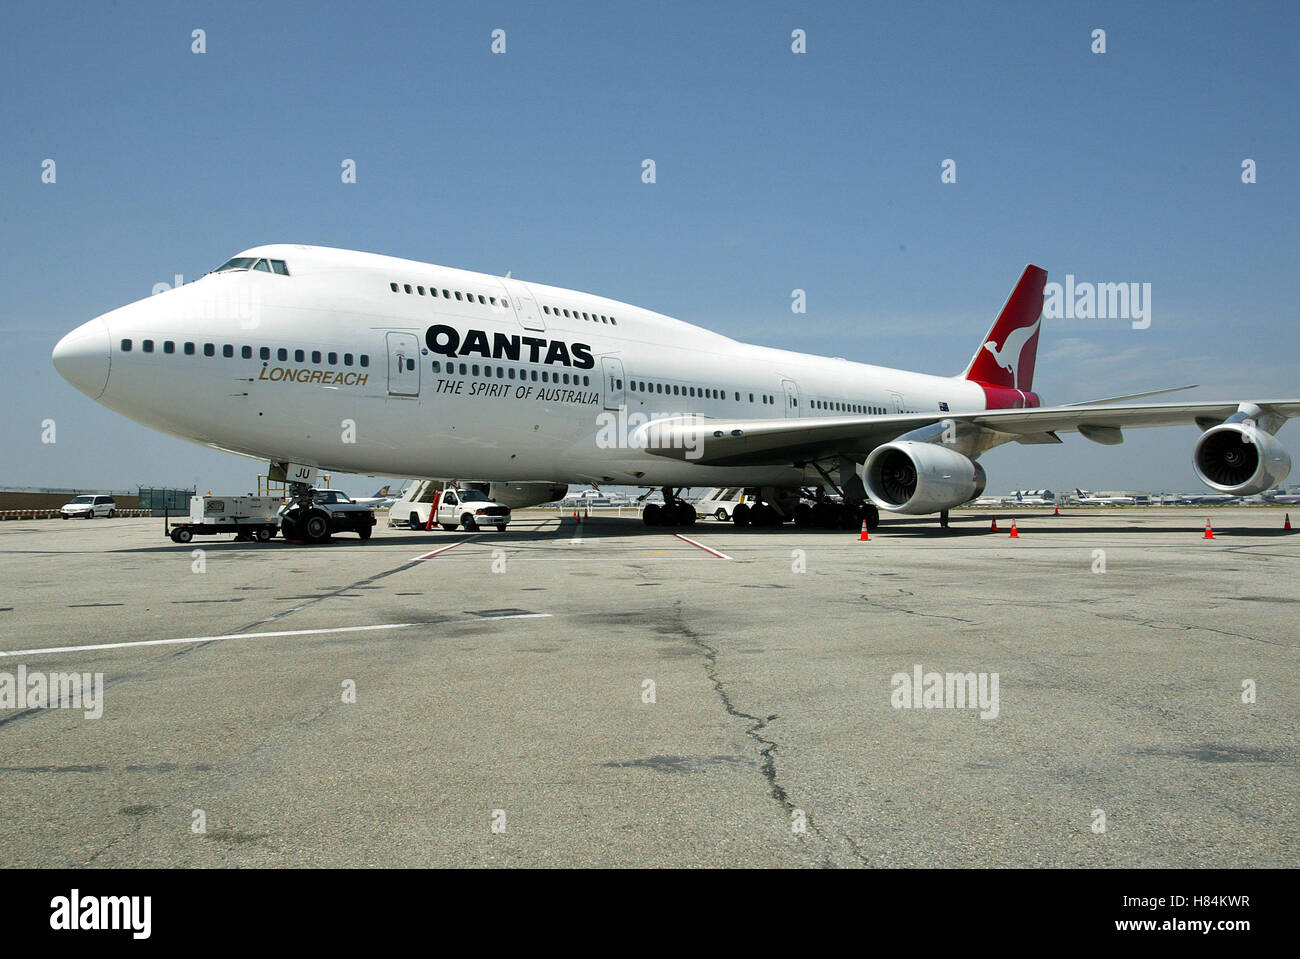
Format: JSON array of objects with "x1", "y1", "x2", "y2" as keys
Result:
[
  {"x1": 601, "y1": 357, "x2": 626, "y2": 411},
  {"x1": 781, "y1": 379, "x2": 800, "y2": 418},
  {"x1": 386, "y1": 332, "x2": 421, "y2": 397},
  {"x1": 502, "y1": 278, "x2": 546, "y2": 332},
  {"x1": 890, "y1": 391, "x2": 904, "y2": 414}
]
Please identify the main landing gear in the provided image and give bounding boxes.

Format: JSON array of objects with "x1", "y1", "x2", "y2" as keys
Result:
[{"x1": 641, "y1": 487, "x2": 697, "y2": 527}]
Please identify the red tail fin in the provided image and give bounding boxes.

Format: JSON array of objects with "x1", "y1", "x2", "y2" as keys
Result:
[{"x1": 961, "y1": 265, "x2": 1046, "y2": 393}]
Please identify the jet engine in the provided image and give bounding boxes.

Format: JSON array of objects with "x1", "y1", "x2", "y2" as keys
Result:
[
  {"x1": 860, "y1": 442, "x2": 987, "y2": 514},
  {"x1": 486, "y1": 482, "x2": 569, "y2": 508},
  {"x1": 1193, "y1": 424, "x2": 1291, "y2": 496}
]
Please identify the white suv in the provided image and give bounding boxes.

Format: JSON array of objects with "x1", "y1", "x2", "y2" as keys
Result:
[{"x1": 60, "y1": 495, "x2": 116, "y2": 519}]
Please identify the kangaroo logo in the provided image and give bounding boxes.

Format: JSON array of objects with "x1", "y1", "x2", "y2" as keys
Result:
[{"x1": 982, "y1": 317, "x2": 1041, "y2": 390}]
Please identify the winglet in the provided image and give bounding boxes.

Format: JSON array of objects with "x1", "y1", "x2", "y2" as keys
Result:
[{"x1": 961, "y1": 265, "x2": 1047, "y2": 393}]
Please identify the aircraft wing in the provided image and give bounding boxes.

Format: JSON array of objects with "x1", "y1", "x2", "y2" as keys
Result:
[{"x1": 634, "y1": 399, "x2": 1300, "y2": 467}]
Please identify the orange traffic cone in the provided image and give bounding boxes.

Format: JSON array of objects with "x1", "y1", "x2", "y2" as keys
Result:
[
  {"x1": 990, "y1": 518, "x2": 998, "y2": 532},
  {"x1": 1053, "y1": 505, "x2": 1059, "y2": 516},
  {"x1": 1286, "y1": 513, "x2": 1292, "y2": 531},
  {"x1": 585, "y1": 507, "x2": 590, "y2": 520},
  {"x1": 1203, "y1": 518, "x2": 1214, "y2": 539},
  {"x1": 1009, "y1": 519, "x2": 1019, "y2": 538},
  {"x1": 859, "y1": 520, "x2": 870, "y2": 541},
  {"x1": 574, "y1": 509, "x2": 582, "y2": 524}
]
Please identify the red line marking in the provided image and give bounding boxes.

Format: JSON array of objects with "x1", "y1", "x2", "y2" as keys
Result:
[
  {"x1": 415, "y1": 535, "x2": 481, "y2": 560},
  {"x1": 672, "y1": 533, "x2": 733, "y2": 560}
]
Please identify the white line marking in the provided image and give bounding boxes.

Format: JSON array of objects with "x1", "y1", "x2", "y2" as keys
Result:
[
  {"x1": 476, "y1": 613, "x2": 553, "y2": 620},
  {"x1": 414, "y1": 534, "x2": 482, "y2": 560},
  {"x1": 672, "y1": 533, "x2": 733, "y2": 560},
  {"x1": 0, "y1": 623, "x2": 420, "y2": 659}
]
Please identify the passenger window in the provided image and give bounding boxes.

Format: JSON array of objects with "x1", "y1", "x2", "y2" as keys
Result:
[
  {"x1": 501, "y1": 299, "x2": 508, "y2": 308},
  {"x1": 390, "y1": 282, "x2": 398, "y2": 292},
  {"x1": 259, "y1": 347, "x2": 270, "y2": 360},
  {"x1": 485, "y1": 366, "x2": 492, "y2": 378},
  {"x1": 185, "y1": 342, "x2": 195, "y2": 355},
  {"x1": 223, "y1": 345, "x2": 234, "y2": 358},
  {"x1": 417, "y1": 286, "x2": 425, "y2": 295},
  {"x1": 508, "y1": 368, "x2": 515, "y2": 379},
  {"x1": 278, "y1": 348, "x2": 288, "y2": 361},
  {"x1": 143, "y1": 340, "x2": 154, "y2": 352},
  {"x1": 295, "y1": 349, "x2": 305, "y2": 362},
  {"x1": 563, "y1": 373, "x2": 570, "y2": 384},
  {"x1": 326, "y1": 352, "x2": 336, "y2": 364},
  {"x1": 120, "y1": 339, "x2": 132, "y2": 352},
  {"x1": 459, "y1": 363, "x2": 467, "y2": 375},
  {"x1": 497, "y1": 366, "x2": 504, "y2": 377},
  {"x1": 204, "y1": 343, "x2": 215, "y2": 357},
  {"x1": 530, "y1": 370, "x2": 538, "y2": 381},
  {"x1": 164, "y1": 341, "x2": 175, "y2": 354},
  {"x1": 406, "y1": 358, "x2": 415, "y2": 371},
  {"x1": 584, "y1": 375, "x2": 590, "y2": 386},
  {"x1": 543, "y1": 306, "x2": 550, "y2": 314},
  {"x1": 360, "y1": 355, "x2": 369, "y2": 367},
  {"x1": 455, "y1": 292, "x2": 463, "y2": 301},
  {"x1": 344, "y1": 353, "x2": 353, "y2": 366},
  {"x1": 472, "y1": 364, "x2": 480, "y2": 376},
  {"x1": 311, "y1": 351, "x2": 322, "y2": 364},
  {"x1": 442, "y1": 290, "x2": 450, "y2": 298},
  {"x1": 241, "y1": 346, "x2": 252, "y2": 359}
]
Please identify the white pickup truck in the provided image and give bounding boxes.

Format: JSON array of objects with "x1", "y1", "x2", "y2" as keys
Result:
[{"x1": 391, "y1": 482, "x2": 511, "y2": 531}]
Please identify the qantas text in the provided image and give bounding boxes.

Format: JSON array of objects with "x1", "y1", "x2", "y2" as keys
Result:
[{"x1": 425, "y1": 325, "x2": 595, "y2": 369}]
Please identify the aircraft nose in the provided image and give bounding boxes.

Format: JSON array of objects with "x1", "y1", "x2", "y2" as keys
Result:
[{"x1": 52, "y1": 316, "x2": 111, "y2": 399}]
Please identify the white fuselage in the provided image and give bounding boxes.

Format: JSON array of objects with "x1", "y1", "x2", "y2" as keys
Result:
[{"x1": 55, "y1": 244, "x2": 992, "y2": 488}]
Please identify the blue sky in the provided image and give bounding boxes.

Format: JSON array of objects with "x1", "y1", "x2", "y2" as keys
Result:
[{"x1": 2, "y1": 0, "x2": 1296, "y2": 495}]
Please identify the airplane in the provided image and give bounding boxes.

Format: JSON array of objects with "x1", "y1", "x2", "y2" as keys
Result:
[
  {"x1": 1013, "y1": 490, "x2": 1055, "y2": 506},
  {"x1": 1074, "y1": 488, "x2": 1137, "y2": 506},
  {"x1": 50, "y1": 245, "x2": 1300, "y2": 542},
  {"x1": 352, "y1": 484, "x2": 402, "y2": 509}
]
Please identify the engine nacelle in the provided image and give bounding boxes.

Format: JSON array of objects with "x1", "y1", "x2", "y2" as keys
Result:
[
  {"x1": 1193, "y1": 425, "x2": 1291, "y2": 496},
  {"x1": 860, "y1": 442, "x2": 987, "y2": 514},
  {"x1": 487, "y1": 482, "x2": 569, "y2": 508}
]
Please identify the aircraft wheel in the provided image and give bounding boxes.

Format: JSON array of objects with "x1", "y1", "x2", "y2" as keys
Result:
[
  {"x1": 642, "y1": 504, "x2": 661, "y2": 526},
  {"x1": 301, "y1": 509, "x2": 332, "y2": 543},
  {"x1": 732, "y1": 503, "x2": 752, "y2": 528},
  {"x1": 794, "y1": 504, "x2": 815, "y2": 527}
]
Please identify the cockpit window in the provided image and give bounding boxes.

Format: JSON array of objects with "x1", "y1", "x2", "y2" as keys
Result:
[{"x1": 214, "y1": 256, "x2": 291, "y2": 275}]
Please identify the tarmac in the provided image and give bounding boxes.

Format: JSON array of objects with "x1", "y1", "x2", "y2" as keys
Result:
[{"x1": 0, "y1": 507, "x2": 1296, "y2": 867}]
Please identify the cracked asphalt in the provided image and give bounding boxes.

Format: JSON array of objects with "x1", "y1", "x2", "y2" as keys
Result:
[{"x1": 0, "y1": 508, "x2": 1296, "y2": 867}]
